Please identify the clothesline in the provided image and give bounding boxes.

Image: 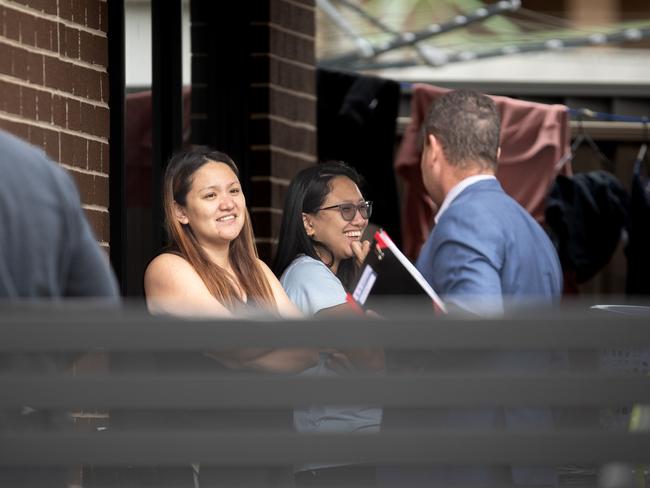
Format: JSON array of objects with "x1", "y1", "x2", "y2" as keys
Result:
[
  {"x1": 569, "y1": 108, "x2": 649, "y2": 124},
  {"x1": 318, "y1": 0, "x2": 650, "y2": 71},
  {"x1": 345, "y1": 26, "x2": 650, "y2": 70},
  {"x1": 319, "y1": 0, "x2": 522, "y2": 68}
]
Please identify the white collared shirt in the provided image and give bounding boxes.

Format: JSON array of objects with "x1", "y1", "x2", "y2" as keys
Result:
[{"x1": 434, "y1": 174, "x2": 497, "y2": 225}]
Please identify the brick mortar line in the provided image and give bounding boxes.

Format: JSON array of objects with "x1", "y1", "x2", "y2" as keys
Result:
[
  {"x1": 251, "y1": 175, "x2": 291, "y2": 185},
  {"x1": 0, "y1": 73, "x2": 109, "y2": 108},
  {"x1": 2, "y1": 0, "x2": 108, "y2": 37},
  {"x1": 250, "y1": 207, "x2": 284, "y2": 215},
  {"x1": 250, "y1": 113, "x2": 316, "y2": 131},
  {"x1": 251, "y1": 21, "x2": 315, "y2": 42},
  {"x1": 250, "y1": 83, "x2": 316, "y2": 101},
  {"x1": 250, "y1": 52, "x2": 315, "y2": 71},
  {"x1": 281, "y1": 0, "x2": 316, "y2": 12},
  {"x1": 250, "y1": 144, "x2": 316, "y2": 163},
  {"x1": 81, "y1": 203, "x2": 109, "y2": 213},
  {"x1": 61, "y1": 163, "x2": 109, "y2": 178},
  {"x1": 0, "y1": 111, "x2": 109, "y2": 144},
  {"x1": 0, "y1": 36, "x2": 107, "y2": 73}
]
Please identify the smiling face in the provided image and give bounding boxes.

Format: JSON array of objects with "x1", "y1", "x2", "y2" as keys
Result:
[
  {"x1": 303, "y1": 175, "x2": 368, "y2": 273},
  {"x1": 174, "y1": 161, "x2": 246, "y2": 249}
]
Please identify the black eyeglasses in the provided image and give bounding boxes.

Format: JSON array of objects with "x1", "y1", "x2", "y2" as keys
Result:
[{"x1": 317, "y1": 201, "x2": 373, "y2": 221}]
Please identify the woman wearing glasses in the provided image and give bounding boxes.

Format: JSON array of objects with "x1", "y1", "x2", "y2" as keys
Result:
[
  {"x1": 273, "y1": 161, "x2": 373, "y2": 314},
  {"x1": 273, "y1": 161, "x2": 382, "y2": 486}
]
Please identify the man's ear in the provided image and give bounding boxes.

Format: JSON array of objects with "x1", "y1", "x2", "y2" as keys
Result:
[
  {"x1": 429, "y1": 134, "x2": 444, "y2": 158},
  {"x1": 302, "y1": 213, "x2": 315, "y2": 237},
  {"x1": 422, "y1": 134, "x2": 440, "y2": 168},
  {"x1": 496, "y1": 146, "x2": 502, "y2": 162},
  {"x1": 174, "y1": 201, "x2": 189, "y2": 225}
]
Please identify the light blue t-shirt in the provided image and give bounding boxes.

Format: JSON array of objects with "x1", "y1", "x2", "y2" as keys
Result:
[
  {"x1": 280, "y1": 255, "x2": 347, "y2": 315},
  {"x1": 280, "y1": 255, "x2": 381, "y2": 469}
]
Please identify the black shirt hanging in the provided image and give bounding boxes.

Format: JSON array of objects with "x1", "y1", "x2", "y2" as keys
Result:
[{"x1": 317, "y1": 68, "x2": 402, "y2": 245}]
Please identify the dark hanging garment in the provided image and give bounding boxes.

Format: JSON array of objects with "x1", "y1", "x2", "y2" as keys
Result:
[
  {"x1": 317, "y1": 69, "x2": 402, "y2": 245},
  {"x1": 545, "y1": 170, "x2": 629, "y2": 284},
  {"x1": 626, "y1": 160, "x2": 650, "y2": 295}
]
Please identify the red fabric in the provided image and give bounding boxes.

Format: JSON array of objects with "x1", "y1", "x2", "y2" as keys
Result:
[
  {"x1": 125, "y1": 88, "x2": 192, "y2": 207},
  {"x1": 395, "y1": 84, "x2": 572, "y2": 260},
  {"x1": 125, "y1": 91, "x2": 152, "y2": 208}
]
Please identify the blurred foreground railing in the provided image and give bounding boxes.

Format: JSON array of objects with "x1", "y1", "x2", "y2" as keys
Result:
[{"x1": 0, "y1": 301, "x2": 649, "y2": 487}]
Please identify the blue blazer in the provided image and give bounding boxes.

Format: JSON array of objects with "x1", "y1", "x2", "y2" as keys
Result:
[
  {"x1": 385, "y1": 179, "x2": 565, "y2": 487},
  {"x1": 416, "y1": 179, "x2": 562, "y2": 314}
]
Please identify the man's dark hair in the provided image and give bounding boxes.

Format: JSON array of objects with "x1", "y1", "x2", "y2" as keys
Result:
[{"x1": 424, "y1": 89, "x2": 501, "y2": 171}]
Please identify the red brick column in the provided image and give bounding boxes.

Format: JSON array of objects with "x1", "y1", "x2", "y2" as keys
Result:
[
  {"x1": 249, "y1": 0, "x2": 317, "y2": 261},
  {"x1": 191, "y1": 0, "x2": 317, "y2": 263},
  {"x1": 0, "y1": 0, "x2": 110, "y2": 249}
]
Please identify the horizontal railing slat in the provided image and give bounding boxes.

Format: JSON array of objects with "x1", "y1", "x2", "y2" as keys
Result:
[
  {"x1": 0, "y1": 317, "x2": 649, "y2": 350},
  {"x1": 1, "y1": 374, "x2": 649, "y2": 408},
  {"x1": 1, "y1": 431, "x2": 649, "y2": 466}
]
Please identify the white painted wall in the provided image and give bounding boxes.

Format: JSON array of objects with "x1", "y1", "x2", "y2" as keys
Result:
[{"x1": 124, "y1": 0, "x2": 191, "y2": 88}]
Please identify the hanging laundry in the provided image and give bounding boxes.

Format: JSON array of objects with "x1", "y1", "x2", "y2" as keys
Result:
[
  {"x1": 545, "y1": 171, "x2": 629, "y2": 284},
  {"x1": 125, "y1": 88, "x2": 192, "y2": 208},
  {"x1": 395, "y1": 84, "x2": 571, "y2": 260},
  {"x1": 626, "y1": 159, "x2": 650, "y2": 295},
  {"x1": 318, "y1": 69, "x2": 402, "y2": 245}
]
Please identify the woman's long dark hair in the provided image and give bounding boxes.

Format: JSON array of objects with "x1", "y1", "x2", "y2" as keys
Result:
[
  {"x1": 163, "y1": 146, "x2": 276, "y2": 311},
  {"x1": 273, "y1": 161, "x2": 366, "y2": 289}
]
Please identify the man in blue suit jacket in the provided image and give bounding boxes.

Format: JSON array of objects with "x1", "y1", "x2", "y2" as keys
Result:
[
  {"x1": 379, "y1": 90, "x2": 564, "y2": 487},
  {"x1": 416, "y1": 90, "x2": 562, "y2": 315}
]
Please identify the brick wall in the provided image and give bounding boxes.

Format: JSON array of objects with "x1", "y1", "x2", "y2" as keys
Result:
[
  {"x1": 191, "y1": 0, "x2": 317, "y2": 262},
  {"x1": 0, "y1": 0, "x2": 110, "y2": 249},
  {"x1": 249, "y1": 0, "x2": 317, "y2": 261}
]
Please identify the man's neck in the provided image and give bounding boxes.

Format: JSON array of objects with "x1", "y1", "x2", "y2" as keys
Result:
[
  {"x1": 442, "y1": 166, "x2": 495, "y2": 199},
  {"x1": 435, "y1": 170, "x2": 497, "y2": 225}
]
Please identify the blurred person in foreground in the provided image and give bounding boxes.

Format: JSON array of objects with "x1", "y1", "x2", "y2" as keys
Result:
[
  {"x1": 0, "y1": 129, "x2": 119, "y2": 487},
  {"x1": 0, "y1": 129, "x2": 119, "y2": 299},
  {"x1": 416, "y1": 89, "x2": 562, "y2": 315}
]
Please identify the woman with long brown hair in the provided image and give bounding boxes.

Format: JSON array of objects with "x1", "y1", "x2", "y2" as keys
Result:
[{"x1": 145, "y1": 146, "x2": 315, "y2": 372}]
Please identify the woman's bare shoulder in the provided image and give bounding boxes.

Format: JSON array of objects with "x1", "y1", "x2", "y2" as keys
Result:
[
  {"x1": 147, "y1": 252, "x2": 194, "y2": 272},
  {"x1": 144, "y1": 253, "x2": 232, "y2": 317},
  {"x1": 256, "y1": 258, "x2": 273, "y2": 274},
  {"x1": 145, "y1": 253, "x2": 203, "y2": 291}
]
